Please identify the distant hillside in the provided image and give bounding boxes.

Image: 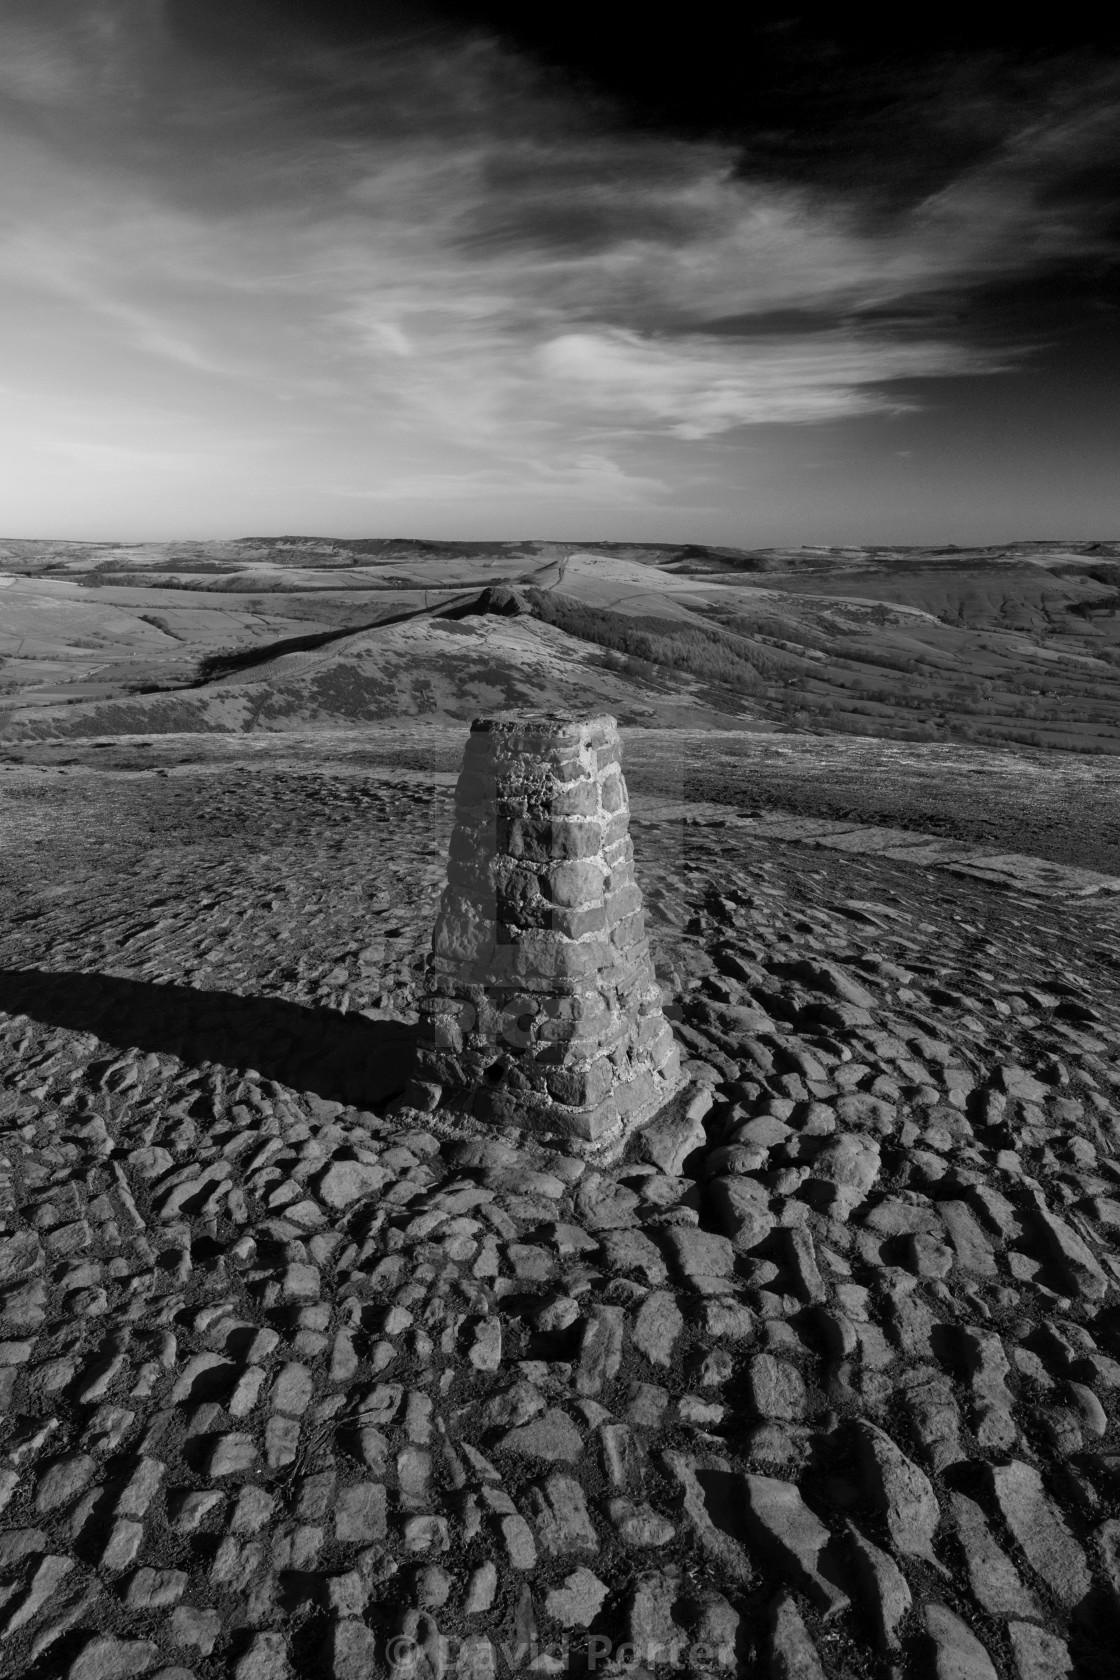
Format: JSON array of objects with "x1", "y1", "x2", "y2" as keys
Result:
[{"x1": 2, "y1": 538, "x2": 1119, "y2": 751}]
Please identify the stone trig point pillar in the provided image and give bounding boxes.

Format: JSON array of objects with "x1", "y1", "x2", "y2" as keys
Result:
[{"x1": 410, "y1": 713, "x2": 685, "y2": 1155}]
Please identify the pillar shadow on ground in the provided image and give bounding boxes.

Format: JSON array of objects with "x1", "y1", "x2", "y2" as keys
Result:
[{"x1": 0, "y1": 968, "x2": 417, "y2": 1110}]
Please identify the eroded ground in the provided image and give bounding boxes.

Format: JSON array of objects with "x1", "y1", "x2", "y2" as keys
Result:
[{"x1": 1, "y1": 743, "x2": 1119, "y2": 1679}]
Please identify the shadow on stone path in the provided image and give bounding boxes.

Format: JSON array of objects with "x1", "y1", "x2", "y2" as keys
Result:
[
  {"x1": 0, "y1": 970, "x2": 416, "y2": 1111},
  {"x1": 2, "y1": 758, "x2": 1120, "y2": 1679}
]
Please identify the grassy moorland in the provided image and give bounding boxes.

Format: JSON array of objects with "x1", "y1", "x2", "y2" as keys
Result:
[{"x1": 1, "y1": 537, "x2": 1118, "y2": 752}]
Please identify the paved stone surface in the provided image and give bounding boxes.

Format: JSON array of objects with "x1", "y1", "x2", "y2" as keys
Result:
[{"x1": 0, "y1": 744, "x2": 1119, "y2": 1676}]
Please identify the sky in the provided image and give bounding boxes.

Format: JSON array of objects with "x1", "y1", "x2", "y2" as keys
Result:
[{"x1": 0, "y1": 1, "x2": 1118, "y2": 545}]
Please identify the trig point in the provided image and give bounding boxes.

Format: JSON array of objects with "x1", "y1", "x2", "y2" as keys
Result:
[{"x1": 410, "y1": 713, "x2": 685, "y2": 1155}]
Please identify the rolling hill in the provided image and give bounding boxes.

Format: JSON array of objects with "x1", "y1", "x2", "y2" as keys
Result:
[{"x1": 2, "y1": 538, "x2": 1119, "y2": 751}]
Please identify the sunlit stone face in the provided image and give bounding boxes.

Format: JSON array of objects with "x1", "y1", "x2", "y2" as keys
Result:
[{"x1": 415, "y1": 713, "x2": 683, "y2": 1148}]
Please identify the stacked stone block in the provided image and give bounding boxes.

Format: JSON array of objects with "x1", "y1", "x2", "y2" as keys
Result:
[{"x1": 414, "y1": 713, "x2": 683, "y2": 1147}]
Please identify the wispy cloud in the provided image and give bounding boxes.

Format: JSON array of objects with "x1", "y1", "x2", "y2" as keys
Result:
[
  {"x1": 536, "y1": 329, "x2": 1007, "y2": 438},
  {"x1": 0, "y1": 2, "x2": 1116, "y2": 536},
  {"x1": 326, "y1": 451, "x2": 664, "y2": 504}
]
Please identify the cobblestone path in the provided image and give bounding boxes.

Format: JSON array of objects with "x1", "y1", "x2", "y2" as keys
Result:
[{"x1": 0, "y1": 760, "x2": 1118, "y2": 1678}]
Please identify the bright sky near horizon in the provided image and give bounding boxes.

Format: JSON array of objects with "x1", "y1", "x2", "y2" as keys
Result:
[{"x1": 1, "y1": 2, "x2": 1118, "y2": 546}]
